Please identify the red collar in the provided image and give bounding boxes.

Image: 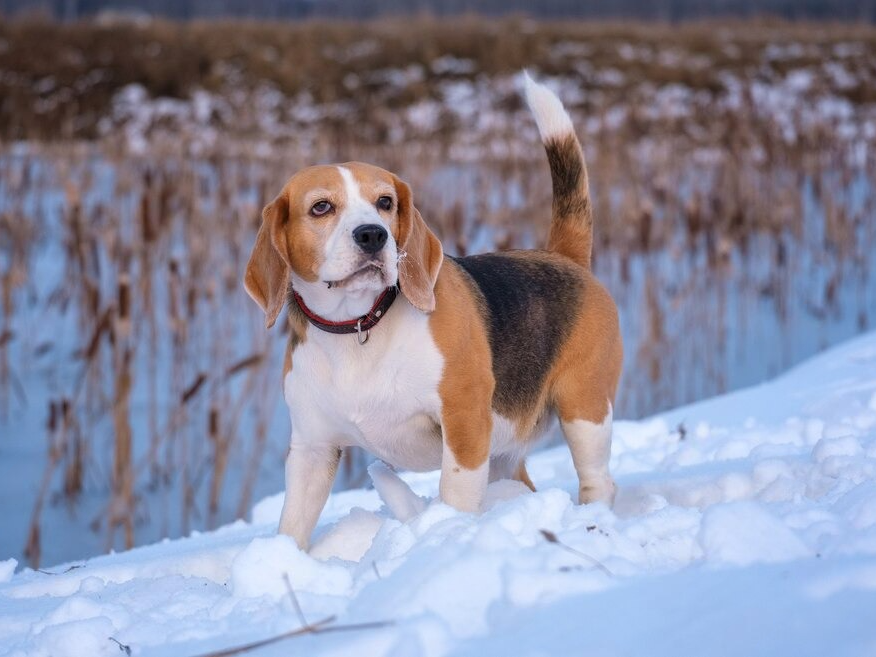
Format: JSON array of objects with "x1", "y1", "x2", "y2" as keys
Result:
[{"x1": 292, "y1": 286, "x2": 398, "y2": 343}]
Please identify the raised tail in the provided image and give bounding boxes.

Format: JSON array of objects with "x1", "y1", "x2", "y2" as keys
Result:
[{"x1": 522, "y1": 71, "x2": 593, "y2": 270}]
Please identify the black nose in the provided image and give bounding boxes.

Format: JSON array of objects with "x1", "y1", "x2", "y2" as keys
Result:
[{"x1": 352, "y1": 224, "x2": 388, "y2": 254}]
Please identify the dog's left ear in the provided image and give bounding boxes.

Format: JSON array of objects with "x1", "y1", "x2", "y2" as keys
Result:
[
  {"x1": 394, "y1": 176, "x2": 443, "y2": 313},
  {"x1": 244, "y1": 195, "x2": 290, "y2": 329}
]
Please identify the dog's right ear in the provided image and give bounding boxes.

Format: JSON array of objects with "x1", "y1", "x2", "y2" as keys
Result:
[{"x1": 244, "y1": 195, "x2": 290, "y2": 329}]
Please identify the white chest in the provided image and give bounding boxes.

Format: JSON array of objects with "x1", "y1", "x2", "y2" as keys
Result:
[{"x1": 284, "y1": 298, "x2": 446, "y2": 471}]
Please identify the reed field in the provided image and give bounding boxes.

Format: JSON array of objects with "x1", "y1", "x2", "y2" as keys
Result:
[{"x1": 1, "y1": 17, "x2": 875, "y2": 566}]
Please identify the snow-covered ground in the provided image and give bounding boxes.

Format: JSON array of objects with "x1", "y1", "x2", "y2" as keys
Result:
[{"x1": 2, "y1": 331, "x2": 876, "y2": 657}]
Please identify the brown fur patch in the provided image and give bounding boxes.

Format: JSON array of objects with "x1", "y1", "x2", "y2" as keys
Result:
[
  {"x1": 273, "y1": 165, "x2": 349, "y2": 282},
  {"x1": 244, "y1": 196, "x2": 291, "y2": 329},
  {"x1": 282, "y1": 332, "x2": 294, "y2": 379},
  {"x1": 282, "y1": 311, "x2": 308, "y2": 379},
  {"x1": 429, "y1": 260, "x2": 494, "y2": 470},
  {"x1": 545, "y1": 134, "x2": 590, "y2": 223},
  {"x1": 544, "y1": 134, "x2": 593, "y2": 270},
  {"x1": 548, "y1": 272, "x2": 623, "y2": 424}
]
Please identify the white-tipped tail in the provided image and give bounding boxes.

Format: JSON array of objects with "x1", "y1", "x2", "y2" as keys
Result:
[
  {"x1": 521, "y1": 70, "x2": 593, "y2": 270},
  {"x1": 522, "y1": 70, "x2": 575, "y2": 142}
]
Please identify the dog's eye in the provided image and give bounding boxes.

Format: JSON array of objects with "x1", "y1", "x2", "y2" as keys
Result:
[
  {"x1": 310, "y1": 200, "x2": 333, "y2": 217},
  {"x1": 376, "y1": 196, "x2": 393, "y2": 212}
]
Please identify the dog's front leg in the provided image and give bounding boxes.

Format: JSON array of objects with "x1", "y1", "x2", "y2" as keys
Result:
[
  {"x1": 278, "y1": 439, "x2": 341, "y2": 550},
  {"x1": 437, "y1": 403, "x2": 491, "y2": 513}
]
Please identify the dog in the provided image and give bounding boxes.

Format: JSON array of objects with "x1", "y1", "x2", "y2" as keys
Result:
[{"x1": 244, "y1": 73, "x2": 622, "y2": 550}]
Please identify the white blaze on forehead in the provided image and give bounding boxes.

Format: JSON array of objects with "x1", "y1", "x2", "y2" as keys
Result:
[
  {"x1": 321, "y1": 166, "x2": 376, "y2": 267},
  {"x1": 337, "y1": 166, "x2": 370, "y2": 211},
  {"x1": 336, "y1": 166, "x2": 395, "y2": 216}
]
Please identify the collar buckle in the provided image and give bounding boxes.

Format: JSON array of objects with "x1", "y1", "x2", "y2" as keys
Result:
[{"x1": 356, "y1": 318, "x2": 369, "y2": 345}]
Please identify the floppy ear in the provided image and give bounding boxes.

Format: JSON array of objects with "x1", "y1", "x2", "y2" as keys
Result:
[
  {"x1": 244, "y1": 195, "x2": 290, "y2": 329},
  {"x1": 394, "y1": 176, "x2": 443, "y2": 313}
]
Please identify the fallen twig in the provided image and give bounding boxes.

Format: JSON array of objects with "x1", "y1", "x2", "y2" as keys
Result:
[
  {"x1": 190, "y1": 616, "x2": 336, "y2": 657},
  {"x1": 189, "y1": 617, "x2": 397, "y2": 657},
  {"x1": 109, "y1": 636, "x2": 132, "y2": 655},
  {"x1": 540, "y1": 529, "x2": 614, "y2": 578},
  {"x1": 282, "y1": 572, "x2": 308, "y2": 628},
  {"x1": 37, "y1": 563, "x2": 85, "y2": 576}
]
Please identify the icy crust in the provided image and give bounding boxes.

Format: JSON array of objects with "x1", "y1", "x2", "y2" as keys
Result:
[{"x1": 2, "y1": 333, "x2": 876, "y2": 656}]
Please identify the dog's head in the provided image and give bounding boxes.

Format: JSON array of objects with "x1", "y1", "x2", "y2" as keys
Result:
[{"x1": 245, "y1": 162, "x2": 443, "y2": 328}]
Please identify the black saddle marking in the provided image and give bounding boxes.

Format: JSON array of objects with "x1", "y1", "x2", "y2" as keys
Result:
[{"x1": 452, "y1": 252, "x2": 583, "y2": 416}]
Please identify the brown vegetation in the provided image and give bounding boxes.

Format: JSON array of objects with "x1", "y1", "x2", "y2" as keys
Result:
[{"x1": 1, "y1": 17, "x2": 876, "y2": 139}]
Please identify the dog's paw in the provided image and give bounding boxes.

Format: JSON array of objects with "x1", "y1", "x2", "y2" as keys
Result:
[{"x1": 579, "y1": 475, "x2": 617, "y2": 507}]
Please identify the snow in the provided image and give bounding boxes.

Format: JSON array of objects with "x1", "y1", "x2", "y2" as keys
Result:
[
  {"x1": 2, "y1": 331, "x2": 876, "y2": 656},
  {"x1": 0, "y1": 561, "x2": 15, "y2": 585},
  {"x1": 431, "y1": 56, "x2": 476, "y2": 76}
]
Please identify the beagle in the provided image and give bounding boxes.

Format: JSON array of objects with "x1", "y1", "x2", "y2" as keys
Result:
[{"x1": 244, "y1": 73, "x2": 622, "y2": 550}]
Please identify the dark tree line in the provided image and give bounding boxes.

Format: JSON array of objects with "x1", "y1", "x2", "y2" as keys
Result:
[{"x1": 3, "y1": 0, "x2": 875, "y2": 21}]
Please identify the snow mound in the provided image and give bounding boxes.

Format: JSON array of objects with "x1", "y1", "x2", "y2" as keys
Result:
[{"x1": 2, "y1": 332, "x2": 876, "y2": 656}]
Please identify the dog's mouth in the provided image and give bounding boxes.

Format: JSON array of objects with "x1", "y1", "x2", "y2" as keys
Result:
[{"x1": 324, "y1": 262, "x2": 386, "y2": 289}]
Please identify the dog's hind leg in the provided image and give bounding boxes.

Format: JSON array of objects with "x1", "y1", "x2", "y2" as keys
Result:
[
  {"x1": 559, "y1": 406, "x2": 616, "y2": 505},
  {"x1": 551, "y1": 292, "x2": 622, "y2": 506},
  {"x1": 554, "y1": 363, "x2": 620, "y2": 506}
]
